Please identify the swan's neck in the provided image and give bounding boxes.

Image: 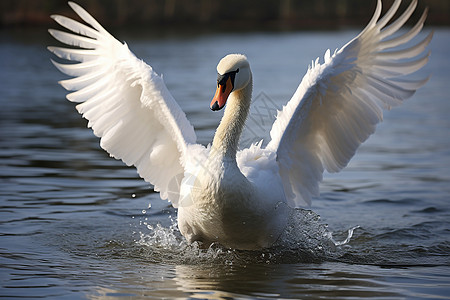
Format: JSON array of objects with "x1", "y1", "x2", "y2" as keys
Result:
[{"x1": 212, "y1": 77, "x2": 253, "y2": 160}]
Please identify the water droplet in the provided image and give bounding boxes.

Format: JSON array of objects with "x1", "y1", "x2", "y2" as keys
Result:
[
  {"x1": 148, "y1": 203, "x2": 152, "y2": 209},
  {"x1": 132, "y1": 194, "x2": 136, "y2": 198},
  {"x1": 142, "y1": 209, "x2": 146, "y2": 214}
]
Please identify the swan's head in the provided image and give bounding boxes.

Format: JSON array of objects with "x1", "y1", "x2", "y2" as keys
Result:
[{"x1": 210, "y1": 54, "x2": 251, "y2": 111}]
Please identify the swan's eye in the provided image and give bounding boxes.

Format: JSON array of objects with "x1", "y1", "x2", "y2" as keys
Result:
[
  {"x1": 217, "y1": 69, "x2": 239, "y2": 88},
  {"x1": 217, "y1": 73, "x2": 229, "y2": 87}
]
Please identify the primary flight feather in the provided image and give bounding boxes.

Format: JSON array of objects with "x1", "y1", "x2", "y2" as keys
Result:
[{"x1": 49, "y1": 0, "x2": 431, "y2": 250}]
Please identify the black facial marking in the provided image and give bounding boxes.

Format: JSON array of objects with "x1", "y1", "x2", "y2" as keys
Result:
[
  {"x1": 217, "y1": 69, "x2": 239, "y2": 89},
  {"x1": 217, "y1": 73, "x2": 228, "y2": 87}
]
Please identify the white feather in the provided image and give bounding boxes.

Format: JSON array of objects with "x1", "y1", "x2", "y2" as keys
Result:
[
  {"x1": 266, "y1": 0, "x2": 431, "y2": 207},
  {"x1": 49, "y1": 1, "x2": 196, "y2": 205},
  {"x1": 49, "y1": 0, "x2": 431, "y2": 250}
]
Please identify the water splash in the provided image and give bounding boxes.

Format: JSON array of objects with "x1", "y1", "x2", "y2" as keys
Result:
[
  {"x1": 136, "y1": 208, "x2": 358, "y2": 264},
  {"x1": 328, "y1": 225, "x2": 360, "y2": 246}
]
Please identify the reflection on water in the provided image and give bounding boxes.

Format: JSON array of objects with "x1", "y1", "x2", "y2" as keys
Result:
[
  {"x1": 87, "y1": 263, "x2": 450, "y2": 299},
  {"x1": 1, "y1": 27, "x2": 450, "y2": 299}
]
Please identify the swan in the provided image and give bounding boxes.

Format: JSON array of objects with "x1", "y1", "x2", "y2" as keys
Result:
[{"x1": 48, "y1": 0, "x2": 432, "y2": 250}]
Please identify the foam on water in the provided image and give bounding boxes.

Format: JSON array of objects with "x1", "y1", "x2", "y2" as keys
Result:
[{"x1": 136, "y1": 208, "x2": 357, "y2": 264}]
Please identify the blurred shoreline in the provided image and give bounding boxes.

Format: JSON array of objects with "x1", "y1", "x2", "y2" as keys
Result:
[{"x1": 1, "y1": 0, "x2": 449, "y2": 32}]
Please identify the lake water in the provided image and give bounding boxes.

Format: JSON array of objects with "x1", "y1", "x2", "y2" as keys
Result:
[{"x1": 1, "y1": 27, "x2": 449, "y2": 299}]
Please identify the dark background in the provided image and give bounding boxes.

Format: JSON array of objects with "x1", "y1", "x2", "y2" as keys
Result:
[{"x1": 1, "y1": 0, "x2": 448, "y2": 32}]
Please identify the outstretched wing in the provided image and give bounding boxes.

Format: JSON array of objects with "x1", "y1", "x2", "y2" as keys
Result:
[
  {"x1": 48, "y1": 2, "x2": 196, "y2": 204},
  {"x1": 267, "y1": 0, "x2": 432, "y2": 207}
]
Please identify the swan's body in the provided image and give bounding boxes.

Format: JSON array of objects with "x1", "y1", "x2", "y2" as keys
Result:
[
  {"x1": 178, "y1": 60, "x2": 290, "y2": 248},
  {"x1": 49, "y1": 0, "x2": 432, "y2": 250}
]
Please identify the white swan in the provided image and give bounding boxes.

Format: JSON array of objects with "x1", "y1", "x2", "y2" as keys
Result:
[{"x1": 49, "y1": 0, "x2": 432, "y2": 250}]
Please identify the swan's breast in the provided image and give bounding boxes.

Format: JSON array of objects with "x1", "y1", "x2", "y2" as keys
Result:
[{"x1": 177, "y1": 160, "x2": 289, "y2": 249}]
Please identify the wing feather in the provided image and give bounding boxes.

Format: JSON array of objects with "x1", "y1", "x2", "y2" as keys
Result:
[
  {"x1": 377, "y1": 31, "x2": 433, "y2": 60},
  {"x1": 378, "y1": 7, "x2": 428, "y2": 50},
  {"x1": 48, "y1": 29, "x2": 99, "y2": 49},
  {"x1": 58, "y1": 67, "x2": 108, "y2": 90},
  {"x1": 378, "y1": 0, "x2": 416, "y2": 39},
  {"x1": 50, "y1": 59, "x2": 104, "y2": 78},
  {"x1": 267, "y1": 0, "x2": 431, "y2": 207},
  {"x1": 49, "y1": 2, "x2": 197, "y2": 205},
  {"x1": 50, "y1": 15, "x2": 100, "y2": 39},
  {"x1": 67, "y1": 1, "x2": 110, "y2": 34},
  {"x1": 375, "y1": 0, "x2": 402, "y2": 29},
  {"x1": 48, "y1": 46, "x2": 100, "y2": 61}
]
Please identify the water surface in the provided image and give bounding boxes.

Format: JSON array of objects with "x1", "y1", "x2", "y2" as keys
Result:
[{"x1": 1, "y1": 27, "x2": 449, "y2": 299}]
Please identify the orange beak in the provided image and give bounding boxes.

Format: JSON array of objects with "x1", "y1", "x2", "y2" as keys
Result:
[{"x1": 210, "y1": 77, "x2": 233, "y2": 111}]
